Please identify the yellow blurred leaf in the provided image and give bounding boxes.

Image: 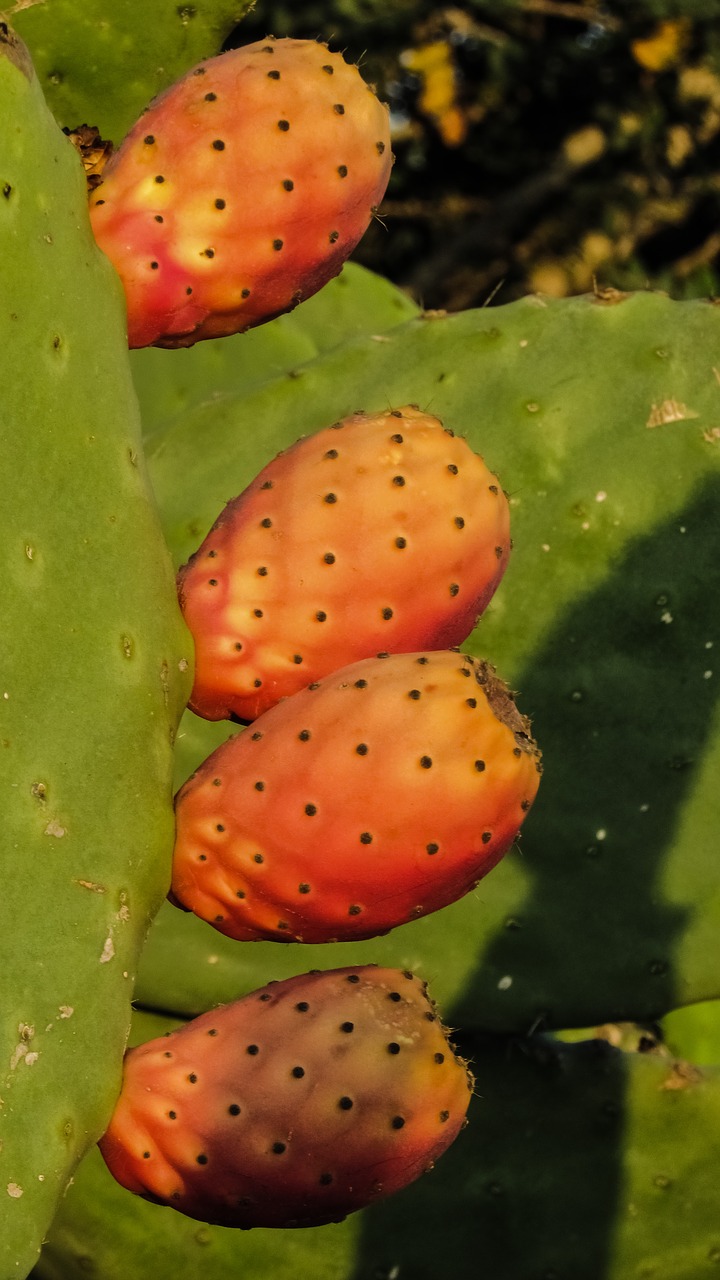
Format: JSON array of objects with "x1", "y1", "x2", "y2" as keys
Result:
[
  {"x1": 631, "y1": 18, "x2": 691, "y2": 73},
  {"x1": 401, "y1": 39, "x2": 468, "y2": 146}
]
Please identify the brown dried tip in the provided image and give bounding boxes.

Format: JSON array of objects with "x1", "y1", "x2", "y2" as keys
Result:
[{"x1": 63, "y1": 124, "x2": 115, "y2": 193}]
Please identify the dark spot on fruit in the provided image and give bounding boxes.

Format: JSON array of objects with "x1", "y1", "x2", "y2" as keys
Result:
[
  {"x1": 305, "y1": 803, "x2": 317, "y2": 816},
  {"x1": 356, "y1": 743, "x2": 368, "y2": 755},
  {"x1": 254, "y1": 853, "x2": 264, "y2": 863},
  {"x1": 188, "y1": 1073, "x2": 197, "y2": 1083},
  {"x1": 215, "y1": 198, "x2": 226, "y2": 209},
  {"x1": 299, "y1": 729, "x2": 311, "y2": 741},
  {"x1": 324, "y1": 552, "x2": 336, "y2": 564},
  {"x1": 278, "y1": 120, "x2": 290, "y2": 131},
  {"x1": 395, "y1": 536, "x2": 407, "y2": 548},
  {"x1": 186, "y1": 286, "x2": 193, "y2": 294},
  {"x1": 198, "y1": 854, "x2": 207, "y2": 862},
  {"x1": 360, "y1": 831, "x2": 373, "y2": 844},
  {"x1": 251, "y1": 730, "x2": 262, "y2": 740},
  {"x1": 347, "y1": 974, "x2": 360, "y2": 983},
  {"x1": 435, "y1": 1052, "x2": 445, "y2": 1063},
  {"x1": 420, "y1": 755, "x2": 433, "y2": 769},
  {"x1": 273, "y1": 238, "x2": 284, "y2": 250},
  {"x1": 324, "y1": 448, "x2": 339, "y2": 460},
  {"x1": 168, "y1": 1110, "x2": 177, "y2": 1119},
  {"x1": 521, "y1": 798, "x2": 531, "y2": 811},
  {"x1": 474, "y1": 759, "x2": 486, "y2": 771},
  {"x1": 513, "y1": 747, "x2": 522, "y2": 757},
  {"x1": 283, "y1": 178, "x2": 294, "y2": 190},
  {"x1": 440, "y1": 1110, "x2": 450, "y2": 1122},
  {"x1": 254, "y1": 781, "x2": 265, "y2": 791},
  {"x1": 390, "y1": 433, "x2": 404, "y2": 444},
  {"x1": 253, "y1": 608, "x2": 263, "y2": 617},
  {"x1": 154, "y1": 215, "x2": 164, "y2": 222},
  {"x1": 212, "y1": 139, "x2": 225, "y2": 151},
  {"x1": 214, "y1": 914, "x2": 223, "y2": 922},
  {"x1": 216, "y1": 823, "x2": 225, "y2": 833},
  {"x1": 155, "y1": 175, "x2": 165, "y2": 183},
  {"x1": 144, "y1": 134, "x2": 155, "y2": 145},
  {"x1": 495, "y1": 545, "x2": 504, "y2": 558},
  {"x1": 450, "y1": 583, "x2": 460, "y2": 597},
  {"x1": 277, "y1": 920, "x2": 290, "y2": 930},
  {"x1": 246, "y1": 1044, "x2": 259, "y2": 1056},
  {"x1": 315, "y1": 610, "x2": 327, "y2": 621},
  {"x1": 261, "y1": 480, "x2": 272, "y2": 489},
  {"x1": 298, "y1": 883, "x2": 311, "y2": 894},
  {"x1": 348, "y1": 904, "x2": 362, "y2": 915},
  {"x1": 228, "y1": 1104, "x2": 241, "y2": 1115},
  {"x1": 339, "y1": 1096, "x2": 353, "y2": 1109},
  {"x1": 334, "y1": 103, "x2": 345, "y2": 114},
  {"x1": 196, "y1": 1153, "x2": 208, "y2": 1165},
  {"x1": 143, "y1": 1151, "x2": 151, "y2": 1159},
  {"x1": 292, "y1": 1066, "x2": 305, "y2": 1078},
  {"x1": 260, "y1": 517, "x2": 272, "y2": 528},
  {"x1": 208, "y1": 577, "x2": 217, "y2": 586},
  {"x1": 382, "y1": 607, "x2": 393, "y2": 620},
  {"x1": 392, "y1": 475, "x2": 406, "y2": 486},
  {"x1": 205, "y1": 91, "x2": 217, "y2": 101},
  {"x1": 447, "y1": 463, "x2": 458, "y2": 474},
  {"x1": 466, "y1": 698, "x2": 477, "y2": 708},
  {"x1": 338, "y1": 164, "x2": 348, "y2": 177},
  {"x1": 193, "y1": 66, "x2": 207, "y2": 74},
  {"x1": 377, "y1": 141, "x2": 386, "y2": 153},
  {"x1": 427, "y1": 842, "x2": 439, "y2": 855},
  {"x1": 322, "y1": 64, "x2": 334, "y2": 74},
  {"x1": 203, "y1": 248, "x2": 215, "y2": 258},
  {"x1": 236, "y1": 889, "x2": 246, "y2": 899},
  {"x1": 408, "y1": 689, "x2": 421, "y2": 700},
  {"x1": 329, "y1": 230, "x2": 339, "y2": 242},
  {"x1": 241, "y1": 288, "x2": 251, "y2": 298},
  {"x1": 387, "y1": 1042, "x2": 401, "y2": 1054},
  {"x1": 417, "y1": 656, "x2": 429, "y2": 665},
  {"x1": 295, "y1": 1001, "x2": 310, "y2": 1012},
  {"x1": 324, "y1": 492, "x2": 337, "y2": 503},
  {"x1": 272, "y1": 1142, "x2": 286, "y2": 1154},
  {"x1": 482, "y1": 831, "x2": 492, "y2": 843},
  {"x1": 388, "y1": 991, "x2": 402, "y2": 1001},
  {"x1": 267, "y1": 69, "x2": 280, "y2": 79},
  {"x1": 259, "y1": 992, "x2": 271, "y2": 1000},
  {"x1": 354, "y1": 678, "x2": 368, "y2": 688},
  {"x1": 340, "y1": 1022, "x2": 354, "y2": 1033},
  {"x1": 403, "y1": 970, "x2": 414, "y2": 980},
  {"x1": 308, "y1": 682, "x2": 321, "y2": 690},
  {"x1": 164, "y1": 1050, "x2": 172, "y2": 1058},
  {"x1": 391, "y1": 1116, "x2": 405, "y2": 1129},
  {"x1": 455, "y1": 516, "x2": 465, "y2": 528}
]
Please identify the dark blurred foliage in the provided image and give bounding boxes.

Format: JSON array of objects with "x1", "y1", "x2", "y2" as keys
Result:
[{"x1": 228, "y1": 1, "x2": 720, "y2": 310}]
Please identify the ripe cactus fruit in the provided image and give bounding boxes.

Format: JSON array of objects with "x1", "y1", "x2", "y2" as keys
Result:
[
  {"x1": 97, "y1": 965, "x2": 473, "y2": 1228},
  {"x1": 171, "y1": 650, "x2": 541, "y2": 943},
  {"x1": 177, "y1": 406, "x2": 511, "y2": 722},
  {"x1": 88, "y1": 37, "x2": 392, "y2": 348}
]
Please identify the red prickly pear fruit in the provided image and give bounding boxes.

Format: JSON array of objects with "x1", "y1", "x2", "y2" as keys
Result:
[
  {"x1": 171, "y1": 650, "x2": 541, "y2": 943},
  {"x1": 97, "y1": 965, "x2": 473, "y2": 1229},
  {"x1": 177, "y1": 406, "x2": 511, "y2": 722},
  {"x1": 88, "y1": 38, "x2": 392, "y2": 348}
]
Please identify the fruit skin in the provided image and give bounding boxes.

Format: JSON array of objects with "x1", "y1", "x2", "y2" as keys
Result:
[
  {"x1": 88, "y1": 37, "x2": 392, "y2": 348},
  {"x1": 171, "y1": 650, "x2": 541, "y2": 943},
  {"x1": 177, "y1": 405, "x2": 511, "y2": 722},
  {"x1": 97, "y1": 965, "x2": 473, "y2": 1229}
]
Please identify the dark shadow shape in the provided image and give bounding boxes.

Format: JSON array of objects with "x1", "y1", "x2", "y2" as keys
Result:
[{"x1": 352, "y1": 475, "x2": 720, "y2": 1280}]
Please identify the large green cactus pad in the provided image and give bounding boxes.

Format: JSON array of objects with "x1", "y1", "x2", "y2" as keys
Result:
[
  {"x1": 33, "y1": 1011, "x2": 720, "y2": 1280},
  {"x1": 11, "y1": 0, "x2": 252, "y2": 143},
  {"x1": 0, "y1": 30, "x2": 190, "y2": 1278},
  {"x1": 136, "y1": 288, "x2": 720, "y2": 1033}
]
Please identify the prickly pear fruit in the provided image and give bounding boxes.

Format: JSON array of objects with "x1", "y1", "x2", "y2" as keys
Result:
[
  {"x1": 171, "y1": 650, "x2": 541, "y2": 943},
  {"x1": 97, "y1": 965, "x2": 473, "y2": 1228},
  {"x1": 88, "y1": 37, "x2": 392, "y2": 348},
  {"x1": 177, "y1": 406, "x2": 511, "y2": 722}
]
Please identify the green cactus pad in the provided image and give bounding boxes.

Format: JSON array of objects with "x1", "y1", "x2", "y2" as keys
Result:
[
  {"x1": 130, "y1": 264, "x2": 419, "y2": 442},
  {"x1": 12, "y1": 0, "x2": 252, "y2": 144},
  {"x1": 137, "y1": 288, "x2": 720, "y2": 1033},
  {"x1": 33, "y1": 1012, "x2": 720, "y2": 1280},
  {"x1": 0, "y1": 30, "x2": 190, "y2": 1278}
]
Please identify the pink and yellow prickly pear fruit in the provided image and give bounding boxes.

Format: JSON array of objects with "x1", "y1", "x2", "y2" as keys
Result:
[
  {"x1": 88, "y1": 37, "x2": 392, "y2": 348},
  {"x1": 98, "y1": 965, "x2": 474, "y2": 1228},
  {"x1": 178, "y1": 406, "x2": 511, "y2": 722}
]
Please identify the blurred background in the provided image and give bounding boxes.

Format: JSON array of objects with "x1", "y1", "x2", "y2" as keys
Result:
[{"x1": 228, "y1": 0, "x2": 720, "y2": 311}]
